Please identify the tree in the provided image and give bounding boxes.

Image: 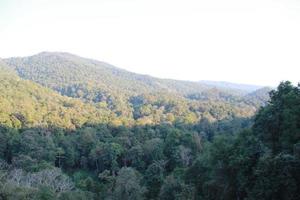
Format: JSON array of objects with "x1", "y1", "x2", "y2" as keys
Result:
[
  {"x1": 143, "y1": 138, "x2": 165, "y2": 164},
  {"x1": 112, "y1": 167, "x2": 146, "y2": 200},
  {"x1": 249, "y1": 153, "x2": 300, "y2": 200},
  {"x1": 144, "y1": 160, "x2": 166, "y2": 199},
  {"x1": 159, "y1": 175, "x2": 194, "y2": 200},
  {"x1": 254, "y1": 81, "x2": 300, "y2": 154},
  {"x1": 34, "y1": 186, "x2": 56, "y2": 200}
]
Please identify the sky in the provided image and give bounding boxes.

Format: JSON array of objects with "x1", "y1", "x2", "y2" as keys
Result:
[{"x1": 0, "y1": 0, "x2": 300, "y2": 86}]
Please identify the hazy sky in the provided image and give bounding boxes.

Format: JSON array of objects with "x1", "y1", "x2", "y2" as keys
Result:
[{"x1": 0, "y1": 0, "x2": 300, "y2": 86}]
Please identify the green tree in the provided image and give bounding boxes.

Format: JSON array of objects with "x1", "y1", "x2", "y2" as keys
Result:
[
  {"x1": 249, "y1": 154, "x2": 300, "y2": 200},
  {"x1": 254, "y1": 81, "x2": 300, "y2": 154},
  {"x1": 113, "y1": 167, "x2": 146, "y2": 200},
  {"x1": 159, "y1": 175, "x2": 194, "y2": 200}
]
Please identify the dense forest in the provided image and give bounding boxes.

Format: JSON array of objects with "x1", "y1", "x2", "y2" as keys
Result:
[{"x1": 0, "y1": 53, "x2": 299, "y2": 199}]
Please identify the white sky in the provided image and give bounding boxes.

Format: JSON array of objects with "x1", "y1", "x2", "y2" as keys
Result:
[{"x1": 0, "y1": 0, "x2": 300, "y2": 86}]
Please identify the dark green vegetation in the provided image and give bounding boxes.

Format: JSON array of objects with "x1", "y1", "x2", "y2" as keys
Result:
[{"x1": 0, "y1": 53, "x2": 299, "y2": 199}]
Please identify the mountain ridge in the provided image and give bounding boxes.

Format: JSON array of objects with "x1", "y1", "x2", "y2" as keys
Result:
[
  {"x1": 199, "y1": 80, "x2": 266, "y2": 93},
  {"x1": 4, "y1": 51, "x2": 268, "y2": 96},
  {"x1": 1, "y1": 51, "x2": 271, "y2": 127}
]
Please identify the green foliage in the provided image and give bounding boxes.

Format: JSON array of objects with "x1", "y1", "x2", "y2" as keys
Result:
[
  {"x1": 254, "y1": 81, "x2": 300, "y2": 153},
  {"x1": 249, "y1": 153, "x2": 300, "y2": 200},
  {"x1": 0, "y1": 67, "x2": 112, "y2": 129},
  {"x1": 184, "y1": 82, "x2": 300, "y2": 200},
  {"x1": 112, "y1": 167, "x2": 146, "y2": 200},
  {"x1": 0, "y1": 55, "x2": 299, "y2": 199},
  {"x1": 3, "y1": 52, "x2": 268, "y2": 127},
  {"x1": 159, "y1": 175, "x2": 194, "y2": 200}
]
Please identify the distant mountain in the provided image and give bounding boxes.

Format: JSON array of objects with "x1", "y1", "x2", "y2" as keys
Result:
[
  {"x1": 4, "y1": 52, "x2": 269, "y2": 100},
  {"x1": 0, "y1": 60, "x2": 113, "y2": 129},
  {"x1": 0, "y1": 58, "x2": 13, "y2": 72},
  {"x1": 4, "y1": 52, "x2": 214, "y2": 97},
  {"x1": 244, "y1": 86, "x2": 272, "y2": 107},
  {"x1": 2, "y1": 52, "x2": 270, "y2": 126},
  {"x1": 199, "y1": 80, "x2": 264, "y2": 93}
]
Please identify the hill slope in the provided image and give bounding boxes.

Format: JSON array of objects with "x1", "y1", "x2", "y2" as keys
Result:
[
  {"x1": 199, "y1": 80, "x2": 263, "y2": 93},
  {"x1": 3, "y1": 52, "x2": 270, "y2": 126},
  {"x1": 4, "y1": 52, "x2": 213, "y2": 98},
  {"x1": 0, "y1": 60, "x2": 112, "y2": 129},
  {"x1": 0, "y1": 63, "x2": 298, "y2": 200},
  {"x1": 4, "y1": 52, "x2": 270, "y2": 102}
]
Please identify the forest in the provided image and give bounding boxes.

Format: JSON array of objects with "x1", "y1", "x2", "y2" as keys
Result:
[{"x1": 0, "y1": 53, "x2": 299, "y2": 200}]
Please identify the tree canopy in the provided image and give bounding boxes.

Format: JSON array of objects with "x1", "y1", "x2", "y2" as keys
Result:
[{"x1": 0, "y1": 54, "x2": 298, "y2": 199}]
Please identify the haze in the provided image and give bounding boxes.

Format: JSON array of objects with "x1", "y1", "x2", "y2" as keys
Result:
[{"x1": 1, "y1": 0, "x2": 300, "y2": 86}]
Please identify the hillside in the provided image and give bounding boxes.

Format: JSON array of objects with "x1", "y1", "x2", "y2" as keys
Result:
[
  {"x1": 4, "y1": 52, "x2": 268, "y2": 102},
  {"x1": 4, "y1": 52, "x2": 213, "y2": 98},
  {"x1": 3, "y1": 52, "x2": 270, "y2": 127},
  {"x1": 0, "y1": 60, "x2": 112, "y2": 129},
  {"x1": 0, "y1": 53, "x2": 298, "y2": 200},
  {"x1": 199, "y1": 80, "x2": 263, "y2": 93},
  {"x1": 0, "y1": 56, "x2": 261, "y2": 130},
  {"x1": 0, "y1": 77, "x2": 298, "y2": 199}
]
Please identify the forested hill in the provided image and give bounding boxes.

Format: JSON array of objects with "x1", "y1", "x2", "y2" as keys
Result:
[
  {"x1": 4, "y1": 52, "x2": 214, "y2": 97},
  {"x1": 0, "y1": 53, "x2": 299, "y2": 199},
  {"x1": 0, "y1": 61, "x2": 113, "y2": 129},
  {"x1": 0, "y1": 52, "x2": 271, "y2": 130},
  {"x1": 0, "y1": 77, "x2": 299, "y2": 199},
  {"x1": 4, "y1": 52, "x2": 268, "y2": 101},
  {"x1": 2, "y1": 52, "x2": 270, "y2": 127},
  {"x1": 199, "y1": 80, "x2": 265, "y2": 93}
]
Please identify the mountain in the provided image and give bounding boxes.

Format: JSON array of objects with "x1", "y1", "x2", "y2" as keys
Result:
[
  {"x1": 4, "y1": 52, "x2": 270, "y2": 101},
  {"x1": 2, "y1": 52, "x2": 271, "y2": 127},
  {"x1": 0, "y1": 59, "x2": 113, "y2": 129},
  {"x1": 4, "y1": 52, "x2": 213, "y2": 97},
  {"x1": 4, "y1": 52, "x2": 266, "y2": 100},
  {"x1": 244, "y1": 86, "x2": 272, "y2": 107},
  {"x1": 1, "y1": 53, "x2": 298, "y2": 200},
  {"x1": 199, "y1": 80, "x2": 264, "y2": 93}
]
